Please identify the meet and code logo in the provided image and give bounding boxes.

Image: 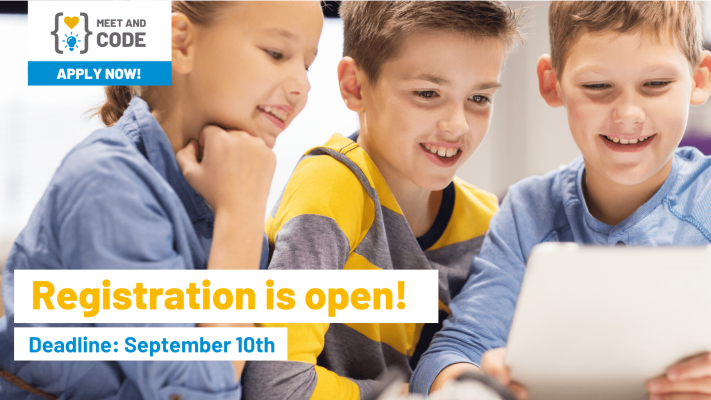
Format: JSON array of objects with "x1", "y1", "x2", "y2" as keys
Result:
[
  {"x1": 52, "y1": 13, "x2": 92, "y2": 54},
  {"x1": 28, "y1": 1, "x2": 171, "y2": 86}
]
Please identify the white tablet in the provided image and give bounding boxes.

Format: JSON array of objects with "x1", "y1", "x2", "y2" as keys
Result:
[{"x1": 505, "y1": 243, "x2": 711, "y2": 400}]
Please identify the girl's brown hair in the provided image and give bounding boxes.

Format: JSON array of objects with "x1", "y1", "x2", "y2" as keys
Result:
[{"x1": 96, "y1": 1, "x2": 233, "y2": 126}]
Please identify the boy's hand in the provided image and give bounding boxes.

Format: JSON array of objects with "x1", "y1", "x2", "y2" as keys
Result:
[
  {"x1": 431, "y1": 363, "x2": 481, "y2": 393},
  {"x1": 647, "y1": 352, "x2": 711, "y2": 399},
  {"x1": 176, "y1": 125, "x2": 276, "y2": 214},
  {"x1": 481, "y1": 348, "x2": 528, "y2": 400}
]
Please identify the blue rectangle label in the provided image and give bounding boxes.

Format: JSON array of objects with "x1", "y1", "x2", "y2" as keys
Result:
[{"x1": 28, "y1": 61, "x2": 171, "y2": 86}]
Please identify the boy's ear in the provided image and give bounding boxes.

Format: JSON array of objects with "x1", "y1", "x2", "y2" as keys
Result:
[
  {"x1": 338, "y1": 57, "x2": 365, "y2": 112},
  {"x1": 537, "y1": 55, "x2": 563, "y2": 108},
  {"x1": 690, "y1": 50, "x2": 711, "y2": 106},
  {"x1": 172, "y1": 13, "x2": 195, "y2": 74}
]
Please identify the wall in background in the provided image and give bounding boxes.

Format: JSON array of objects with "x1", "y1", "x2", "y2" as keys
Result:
[{"x1": 456, "y1": 1, "x2": 576, "y2": 196}]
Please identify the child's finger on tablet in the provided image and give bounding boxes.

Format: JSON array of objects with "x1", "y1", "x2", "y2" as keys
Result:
[
  {"x1": 667, "y1": 353, "x2": 711, "y2": 381},
  {"x1": 649, "y1": 394, "x2": 711, "y2": 400},
  {"x1": 481, "y1": 347, "x2": 511, "y2": 385},
  {"x1": 508, "y1": 382, "x2": 528, "y2": 400},
  {"x1": 648, "y1": 376, "x2": 711, "y2": 395}
]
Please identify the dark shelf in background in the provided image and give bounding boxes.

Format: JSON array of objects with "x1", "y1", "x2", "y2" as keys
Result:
[
  {"x1": 0, "y1": 1, "x2": 27, "y2": 14},
  {"x1": 322, "y1": 1, "x2": 340, "y2": 18}
]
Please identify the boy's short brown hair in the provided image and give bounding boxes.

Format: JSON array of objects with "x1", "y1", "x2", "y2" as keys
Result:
[
  {"x1": 339, "y1": 1, "x2": 524, "y2": 84},
  {"x1": 549, "y1": 1, "x2": 704, "y2": 77}
]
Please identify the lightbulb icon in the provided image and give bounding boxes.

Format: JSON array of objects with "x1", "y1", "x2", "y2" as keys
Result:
[{"x1": 63, "y1": 32, "x2": 81, "y2": 52}]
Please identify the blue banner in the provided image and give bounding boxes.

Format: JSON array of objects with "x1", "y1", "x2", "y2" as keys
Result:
[{"x1": 28, "y1": 61, "x2": 171, "y2": 86}]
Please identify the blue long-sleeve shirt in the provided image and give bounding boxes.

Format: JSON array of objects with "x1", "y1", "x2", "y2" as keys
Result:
[
  {"x1": 411, "y1": 148, "x2": 711, "y2": 394},
  {"x1": 0, "y1": 96, "x2": 268, "y2": 400}
]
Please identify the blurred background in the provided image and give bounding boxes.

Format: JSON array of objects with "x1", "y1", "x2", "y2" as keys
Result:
[{"x1": 1, "y1": 1, "x2": 711, "y2": 283}]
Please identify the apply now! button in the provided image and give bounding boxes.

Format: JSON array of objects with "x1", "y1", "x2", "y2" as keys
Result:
[{"x1": 28, "y1": 61, "x2": 171, "y2": 86}]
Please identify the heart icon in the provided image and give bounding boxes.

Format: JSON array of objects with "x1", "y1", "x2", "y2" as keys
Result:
[{"x1": 64, "y1": 16, "x2": 79, "y2": 30}]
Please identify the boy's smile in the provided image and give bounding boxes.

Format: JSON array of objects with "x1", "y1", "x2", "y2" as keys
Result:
[
  {"x1": 420, "y1": 142, "x2": 463, "y2": 167},
  {"x1": 600, "y1": 133, "x2": 656, "y2": 153},
  {"x1": 355, "y1": 31, "x2": 505, "y2": 191}
]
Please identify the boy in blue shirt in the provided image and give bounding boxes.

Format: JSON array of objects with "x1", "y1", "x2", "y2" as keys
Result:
[{"x1": 411, "y1": 2, "x2": 711, "y2": 399}]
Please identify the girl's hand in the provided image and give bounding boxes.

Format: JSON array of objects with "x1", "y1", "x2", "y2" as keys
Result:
[
  {"x1": 176, "y1": 125, "x2": 276, "y2": 215},
  {"x1": 648, "y1": 352, "x2": 711, "y2": 400},
  {"x1": 481, "y1": 348, "x2": 529, "y2": 400},
  {"x1": 177, "y1": 125, "x2": 274, "y2": 271}
]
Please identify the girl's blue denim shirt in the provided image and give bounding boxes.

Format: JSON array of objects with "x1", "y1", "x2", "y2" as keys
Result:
[{"x1": 0, "y1": 96, "x2": 268, "y2": 400}]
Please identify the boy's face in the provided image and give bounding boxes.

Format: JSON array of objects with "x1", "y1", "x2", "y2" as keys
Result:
[
  {"x1": 555, "y1": 31, "x2": 698, "y2": 186},
  {"x1": 357, "y1": 31, "x2": 505, "y2": 191}
]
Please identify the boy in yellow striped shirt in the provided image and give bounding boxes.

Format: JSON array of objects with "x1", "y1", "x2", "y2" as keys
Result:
[{"x1": 243, "y1": 2, "x2": 524, "y2": 399}]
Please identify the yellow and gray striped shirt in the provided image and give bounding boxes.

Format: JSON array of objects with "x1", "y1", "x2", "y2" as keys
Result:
[{"x1": 243, "y1": 133, "x2": 498, "y2": 400}]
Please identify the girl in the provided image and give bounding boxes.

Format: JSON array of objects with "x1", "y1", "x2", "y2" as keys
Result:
[{"x1": 0, "y1": 2, "x2": 323, "y2": 399}]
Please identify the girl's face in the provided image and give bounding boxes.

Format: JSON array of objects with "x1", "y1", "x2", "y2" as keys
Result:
[{"x1": 191, "y1": 2, "x2": 323, "y2": 148}]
